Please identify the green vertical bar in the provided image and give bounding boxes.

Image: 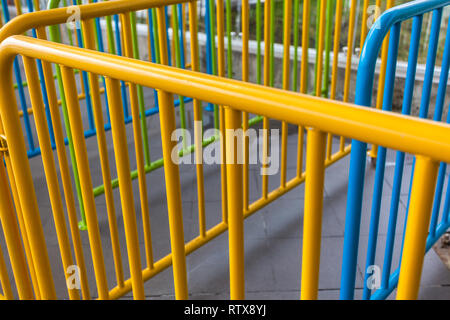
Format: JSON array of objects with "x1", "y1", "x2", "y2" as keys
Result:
[
  {"x1": 105, "y1": 15, "x2": 116, "y2": 55},
  {"x1": 256, "y1": 0, "x2": 262, "y2": 85},
  {"x1": 152, "y1": 9, "x2": 161, "y2": 64},
  {"x1": 323, "y1": 0, "x2": 334, "y2": 97},
  {"x1": 49, "y1": 22, "x2": 87, "y2": 230},
  {"x1": 63, "y1": 0, "x2": 74, "y2": 46},
  {"x1": 226, "y1": 0, "x2": 233, "y2": 78},
  {"x1": 130, "y1": 11, "x2": 151, "y2": 167},
  {"x1": 292, "y1": 0, "x2": 300, "y2": 91},
  {"x1": 208, "y1": 0, "x2": 219, "y2": 129},
  {"x1": 269, "y1": 0, "x2": 275, "y2": 87},
  {"x1": 313, "y1": 0, "x2": 320, "y2": 94},
  {"x1": 171, "y1": 5, "x2": 188, "y2": 150}
]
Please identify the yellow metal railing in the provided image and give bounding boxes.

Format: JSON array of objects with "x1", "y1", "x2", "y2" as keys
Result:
[{"x1": 0, "y1": 34, "x2": 449, "y2": 300}]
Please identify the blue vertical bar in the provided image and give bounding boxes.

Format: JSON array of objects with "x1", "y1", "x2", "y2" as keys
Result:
[
  {"x1": 379, "y1": 16, "x2": 423, "y2": 294},
  {"x1": 164, "y1": 6, "x2": 173, "y2": 67},
  {"x1": 401, "y1": 8, "x2": 443, "y2": 262},
  {"x1": 113, "y1": 14, "x2": 130, "y2": 121},
  {"x1": 362, "y1": 23, "x2": 401, "y2": 300},
  {"x1": 148, "y1": 9, "x2": 160, "y2": 110},
  {"x1": 92, "y1": 0, "x2": 111, "y2": 126},
  {"x1": 2, "y1": 0, "x2": 36, "y2": 153},
  {"x1": 204, "y1": 0, "x2": 214, "y2": 112},
  {"x1": 26, "y1": 0, "x2": 56, "y2": 150},
  {"x1": 428, "y1": 21, "x2": 450, "y2": 239},
  {"x1": 71, "y1": 0, "x2": 95, "y2": 133},
  {"x1": 177, "y1": 4, "x2": 187, "y2": 70},
  {"x1": 442, "y1": 164, "x2": 450, "y2": 225}
]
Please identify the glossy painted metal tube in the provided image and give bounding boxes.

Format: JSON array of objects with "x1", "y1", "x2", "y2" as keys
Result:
[
  {"x1": 129, "y1": 11, "x2": 151, "y2": 167},
  {"x1": 291, "y1": 0, "x2": 300, "y2": 91},
  {"x1": 36, "y1": 27, "x2": 91, "y2": 298},
  {"x1": 60, "y1": 65, "x2": 109, "y2": 299},
  {"x1": 25, "y1": 0, "x2": 56, "y2": 150},
  {"x1": 397, "y1": 157, "x2": 439, "y2": 300},
  {"x1": 120, "y1": 12, "x2": 155, "y2": 271},
  {"x1": 157, "y1": 5, "x2": 188, "y2": 299},
  {"x1": 0, "y1": 227, "x2": 13, "y2": 299},
  {"x1": 315, "y1": 0, "x2": 327, "y2": 97},
  {"x1": 81, "y1": 19, "x2": 126, "y2": 287},
  {"x1": 280, "y1": 0, "x2": 291, "y2": 189},
  {"x1": 0, "y1": 0, "x2": 36, "y2": 155},
  {"x1": 323, "y1": 0, "x2": 334, "y2": 98},
  {"x1": 256, "y1": 0, "x2": 261, "y2": 84},
  {"x1": 368, "y1": 0, "x2": 395, "y2": 159},
  {"x1": 225, "y1": 106, "x2": 244, "y2": 300},
  {"x1": 225, "y1": 0, "x2": 232, "y2": 79},
  {"x1": 297, "y1": 0, "x2": 310, "y2": 178},
  {"x1": 362, "y1": 23, "x2": 400, "y2": 300},
  {"x1": 23, "y1": 56, "x2": 80, "y2": 300},
  {"x1": 105, "y1": 77, "x2": 145, "y2": 300},
  {"x1": 0, "y1": 150, "x2": 34, "y2": 299},
  {"x1": 403, "y1": 7, "x2": 443, "y2": 257},
  {"x1": 47, "y1": 16, "x2": 87, "y2": 231},
  {"x1": 429, "y1": 21, "x2": 450, "y2": 239},
  {"x1": 216, "y1": 0, "x2": 228, "y2": 221},
  {"x1": 0, "y1": 53, "x2": 56, "y2": 299},
  {"x1": 262, "y1": 0, "x2": 271, "y2": 199},
  {"x1": 380, "y1": 15, "x2": 422, "y2": 293},
  {"x1": 327, "y1": 0, "x2": 343, "y2": 160},
  {"x1": 187, "y1": 2, "x2": 206, "y2": 239},
  {"x1": 242, "y1": 0, "x2": 249, "y2": 210},
  {"x1": 343, "y1": 0, "x2": 357, "y2": 103},
  {"x1": 6, "y1": 36, "x2": 450, "y2": 163},
  {"x1": 301, "y1": 128, "x2": 327, "y2": 300}
]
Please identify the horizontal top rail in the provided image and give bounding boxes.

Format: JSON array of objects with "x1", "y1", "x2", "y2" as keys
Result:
[
  {"x1": 357, "y1": 0, "x2": 450, "y2": 106},
  {"x1": 0, "y1": 0, "x2": 191, "y2": 42},
  {"x1": 0, "y1": 35, "x2": 449, "y2": 164}
]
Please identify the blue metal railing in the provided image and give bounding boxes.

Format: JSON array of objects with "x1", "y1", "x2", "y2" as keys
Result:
[{"x1": 341, "y1": 0, "x2": 450, "y2": 300}]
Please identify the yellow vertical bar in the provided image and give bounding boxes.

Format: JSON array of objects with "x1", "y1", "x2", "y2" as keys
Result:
[
  {"x1": 297, "y1": 0, "x2": 310, "y2": 179},
  {"x1": 216, "y1": 0, "x2": 228, "y2": 220},
  {"x1": 315, "y1": 0, "x2": 327, "y2": 97},
  {"x1": 60, "y1": 65, "x2": 109, "y2": 300},
  {"x1": 339, "y1": 0, "x2": 358, "y2": 152},
  {"x1": 13, "y1": 0, "x2": 22, "y2": 16},
  {"x1": 0, "y1": 227, "x2": 13, "y2": 299},
  {"x1": 242, "y1": 0, "x2": 250, "y2": 210},
  {"x1": 22, "y1": 57, "x2": 79, "y2": 300},
  {"x1": 343, "y1": 0, "x2": 357, "y2": 103},
  {"x1": 262, "y1": 0, "x2": 271, "y2": 199},
  {"x1": 187, "y1": 2, "x2": 206, "y2": 238},
  {"x1": 280, "y1": 0, "x2": 292, "y2": 189},
  {"x1": 81, "y1": 20, "x2": 127, "y2": 284},
  {"x1": 397, "y1": 156, "x2": 439, "y2": 300},
  {"x1": 369, "y1": 0, "x2": 395, "y2": 159},
  {"x1": 182, "y1": 3, "x2": 188, "y2": 68},
  {"x1": 120, "y1": 13, "x2": 155, "y2": 270},
  {"x1": 300, "y1": 0, "x2": 310, "y2": 94},
  {"x1": 157, "y1": 5, "x2": 189, "y2": 300},
  {"x1": 0, "y1": 68, "x2": 56, "y2": 299},
  {"x1": 147, "y1": 11, "x2": 152, "y2": 62},
  {"x1": 3, "y1": 157, "x2": 41, "y2": 299},
  {"x1": 37, "y1": 26, "x2": 91, "y2": 300},
  {"x1": 105, "y1": 77, "x2": 145, "y2": 300},
  {"x1": 360, "y1": 0, "x2": 370, "y2": 51},
  {"x1": 301, "y1": 128, "x2": 327, "y2": 300},
  {"x1": 0, "y1": 149, "x2": 34, "y2": 300},
  {"x1": 327, "y1": 0, "x2": 343, "y2": 160},
  {"x1": 33, "y1": 0, "x2": 40, "y2": 11},
  {"x1": 225, "y1": 106, "x2": 245, "y2": 300}
]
